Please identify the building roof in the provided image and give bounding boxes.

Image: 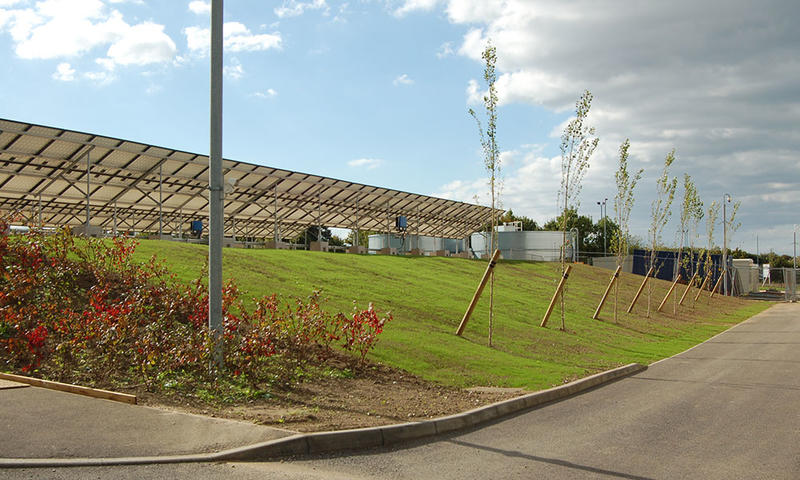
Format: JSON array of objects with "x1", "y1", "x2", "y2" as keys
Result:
[{"x1": 0, "y1": 118, "x2": 496, "y2": 239}]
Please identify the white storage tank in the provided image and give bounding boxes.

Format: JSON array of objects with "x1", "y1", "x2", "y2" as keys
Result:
[
  {"x1": 470, "y1": 230, "x2": 575, "y2": 261},
  {"x1": 368, "y1": 234, "x2": 464, "y2": 255}
]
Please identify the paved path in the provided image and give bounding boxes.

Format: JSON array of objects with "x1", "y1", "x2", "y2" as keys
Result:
[
  {"x1": 3, "y1": 302, "x2": 799, "y2": 478},
  {"x1": 0, "y1": 387, "x2": 293, "y2": 458}
]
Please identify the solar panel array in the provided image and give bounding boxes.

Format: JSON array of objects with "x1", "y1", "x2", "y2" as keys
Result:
[{"x1": 0, "y1": 118, "x2": 495, "y2": 240}]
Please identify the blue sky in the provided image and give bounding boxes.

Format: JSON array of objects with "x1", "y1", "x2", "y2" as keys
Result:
[{"x1": 1, "y1": 0, "x2": 799, "y2": 255}]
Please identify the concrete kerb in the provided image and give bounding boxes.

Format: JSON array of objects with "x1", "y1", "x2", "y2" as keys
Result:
[{"x1": 0, "y1": 363, "x2": 645, "y2": 468}]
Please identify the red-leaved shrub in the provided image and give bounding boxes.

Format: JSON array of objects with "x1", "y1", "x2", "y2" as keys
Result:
[{"x1": 0, "y1": 219, "x2": 391, "y2": 390}]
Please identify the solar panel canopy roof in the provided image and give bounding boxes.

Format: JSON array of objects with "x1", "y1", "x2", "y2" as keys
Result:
[{"x1": 0, "y1": 118, "x2": 496, "y2": 240}]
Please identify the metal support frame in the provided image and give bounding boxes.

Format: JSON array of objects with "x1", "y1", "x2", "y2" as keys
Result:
[
  {"x1": 85, "y1": 151, "x2": 91, "y2": 229},
  {"x1": 159, "y1": 164, "x2": 163, "y2": 237},
  {"x1": 273, "y1": 186, "x2": 279, "y2": 242}
]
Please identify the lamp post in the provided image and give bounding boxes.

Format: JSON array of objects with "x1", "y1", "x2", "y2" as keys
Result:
[
  {"x1": 570, "y1": 227, "x2": 579, "y2": 262},
  {"x1": 597, "y1": 198, "x2": 607, "y2": 257},
  {"x1": 722, "y1": 194, "x2": 729, "y2": 295},
  {"x1": 208, "y1": 0, "x2": 224, "y2": 370}
]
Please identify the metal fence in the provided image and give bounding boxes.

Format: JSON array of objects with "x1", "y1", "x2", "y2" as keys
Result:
[{"x1": 761, "y1": 267, "x2": 798, "y2": 301}]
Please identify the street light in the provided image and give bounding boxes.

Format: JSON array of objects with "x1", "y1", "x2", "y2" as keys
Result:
[
  {"x1": 570, "y1": 227, "x2": 579, "y2": 262},
  {"x1": 597, "y1": 198, "x2": 607, "y2": 257},
  {"x1": 208, "y1": 0, "x2": 224, "y2": 370},
  {"x1": 723, "y1": 193, "x2": 731, "y2": 296}
]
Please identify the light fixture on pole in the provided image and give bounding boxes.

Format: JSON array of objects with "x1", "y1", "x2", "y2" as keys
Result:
[
  {"x1": 722, "y1": 193, "x2": 730, "y2": 295},
  {"x1": 570, "y1": 227, "x2": 579, "y2": 262},
  {"x1": 597, "y1": 198, "x2": 607, "y2": 257}
]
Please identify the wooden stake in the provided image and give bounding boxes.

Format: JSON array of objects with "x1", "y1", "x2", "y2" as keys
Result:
[
  {"x1": 0, "y1": 372, "x2": 136, "y2": 404},
  {"x1": 627, "y1": 266, "x2": 654, "y2": 313},
  {"x1": 456, "y1": 249, "x2": 501, "y2": 336},
  {"x1": 694, "y1": 274, "x2": 712, "y2": 301},
  {"x1": 657, "y1": 273, "x2": 682, "y2": 312},
  {"x1": 593, "y1": 265, "x2": 622, "y2": 320},
  {"x1": 541, "y1": 264, "x2": 572, "y2": 328},
  {"x1": 678, "y1": 272, "x2": 699, "y2": 305},
  {"x1": 709, "y1": 269, "x2": 726, "y2": 298}
]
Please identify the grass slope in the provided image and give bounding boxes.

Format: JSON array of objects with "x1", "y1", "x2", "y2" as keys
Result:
[{"x1": 133, "y1": 241, "x2": 771, "y2": 390}]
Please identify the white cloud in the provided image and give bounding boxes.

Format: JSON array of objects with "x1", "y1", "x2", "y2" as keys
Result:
[
  {"x1": 0, "y1": 0, "x2": 176, "y2": 77},
  {"x1": 83, "y1": 69, "x2": 115, "y2": 85},
  {"x1": 434, "y1": 147, "x2": 562, "y2": 221},
  {"x1": 274, "y1": 0, "x2": 328, "y2": 18},
  {"x1": 394, "y1": 0, "x2": 441, "y2": 18},
  {"x1": 253, "y1": 88, "x2": 278, "y2": 99},
  {"x1": 393, "y1": 73, "x2": 413, "y2": 86},
  {"x1": 438, "y1": 0, "x2": 800, "y2": 253},
  {"x1": 51, "y1": 61, "x2": 75, "y2": 81},
  {"x1": 348, "y1": 158, "x2": 383, "y2": 170},
  {"x1": 188, "y1": 0, "x2": 210, "y2": 15},
  {"x1": 103, "y1": 22, "x2": 176, "y2": 67},
  {"x1": 223, "y1": 58, "x2": 244, "y2": 79},
  {"x1": 466, "y1": 78, "x2": 481, "y2": 104},
  {"x1": 184, "y1": 22, "x2": 282, "y2": 55},
  {"x1": 436, "y1": 41, "x2": 453, "y2": 59}
]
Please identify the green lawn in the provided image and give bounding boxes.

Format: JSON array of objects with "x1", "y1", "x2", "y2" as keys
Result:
[{"x1": 133, "y1": 240, "x2": 771, "y2": 391}]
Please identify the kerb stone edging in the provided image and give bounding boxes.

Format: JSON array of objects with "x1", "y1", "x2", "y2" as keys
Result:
[{"x1": 0, "y1": 362, "x2": 645, "y2": 468}]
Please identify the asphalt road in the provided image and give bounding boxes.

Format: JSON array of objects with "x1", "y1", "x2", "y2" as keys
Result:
[
  {"x1": 0, "y1": 386, "x2": 293, "y2": 459},
  {"x1": 4, "y1": 302, "x2": 799, "y2": 479}
]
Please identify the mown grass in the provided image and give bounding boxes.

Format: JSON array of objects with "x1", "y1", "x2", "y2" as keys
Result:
[{"x1": 132, "y1": 241, "x2": 771, "y2": 391}]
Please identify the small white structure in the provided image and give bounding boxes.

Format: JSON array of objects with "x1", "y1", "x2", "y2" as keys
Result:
[
  {"x1": 70, "y1": 225, "x2": 103, "y2": 237},
  {"x1": 470, "y1": 229, "x2": 576, "y2": 262},
  {"x1": 732, "y1": 258, "x2": 760, "y2": 294},
  {"x1": 368, "y1": 234, "x2": 466, "y2": 256}
]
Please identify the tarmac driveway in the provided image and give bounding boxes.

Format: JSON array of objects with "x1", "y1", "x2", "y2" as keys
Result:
[{"x1": 2, "y1": 302, "x2": 798, "y2": 479}]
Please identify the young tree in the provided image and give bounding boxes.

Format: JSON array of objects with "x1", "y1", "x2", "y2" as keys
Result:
[
  {"x1": 612, "y1": 139, "x2": 643, "y2": 322},
  {"x1": 468, "y1": 41, "x2": 500, "y2": 346},
  {"x1": 675, "y1": 174, "x2": 703, "y2": 312},
  {"x1": 722, "y1": 198, "x2": 741, "y2": 295},
  {"x1": 647, "y1": 150, "x2": 678, "y2": 317},
  {"x1": 555, "y1": 90, "x2": 599, "y2": 330},
  {"x1": 703, "y1": 201, "x2": 720, "y2": 293}
]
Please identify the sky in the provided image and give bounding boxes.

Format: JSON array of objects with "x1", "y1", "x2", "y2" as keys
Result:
[{"x1": 0, "y1": 0, "x2": 798, "y2": 255}]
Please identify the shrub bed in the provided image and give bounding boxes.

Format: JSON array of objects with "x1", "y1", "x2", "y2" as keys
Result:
[{"x1": 0, "y1": 220, "x2": 391, "y2": 400}]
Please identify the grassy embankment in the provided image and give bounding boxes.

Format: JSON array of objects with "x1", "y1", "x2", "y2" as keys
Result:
[{"x1": 133, "y1": 240, "x2": 771, "y2": 390}]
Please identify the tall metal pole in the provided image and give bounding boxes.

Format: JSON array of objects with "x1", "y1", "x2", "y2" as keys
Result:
[
  {"x1": 354, "y1": 196, "x2": 359, "y2": 248},
  {"x1": 86, "y1": 152, "x2": 91, "y2": 230},
  {"x1": 208, "y1": 0, "x2": 224, "y2": 370},
  {"x1": 159, "y1": 164, "x2": 163, "y2": 238},
  {"x1": 756, "y1": 234, "x2": 759, "y2": 266},
  {"x1": 603, "y1": 198, "x2": 607, "y2": 256},
  {"x1": 723, "y1": 193, "x2": 730, "y2": 296},
  {"x1": 794, "y1": 230, "x2": 796, "y2": 270},
  {"x1": 38, "y1": 193, "x2": 42, "y2": 229},
  {"x1": 597, "y1": 198, "x2": 607, "y2": 257},
  {"x1": 273, "y1": 187, "x2": 278, "y2": 242}
]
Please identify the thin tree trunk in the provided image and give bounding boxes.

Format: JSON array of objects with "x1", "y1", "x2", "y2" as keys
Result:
[{"x1": 488, "y1": 271, "x2": 494, "y2": 347}]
